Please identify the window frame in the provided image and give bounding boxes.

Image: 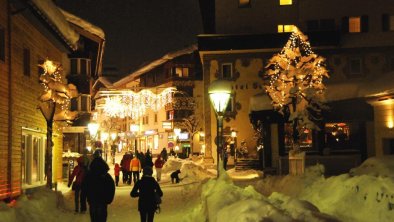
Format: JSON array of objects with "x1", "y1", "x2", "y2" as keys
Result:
[
  {"x1": 279, "y1": 0, "x2": 292, "y2": 6},
  {"x1": 221, "y1": 63, "x2": 233, "y2": 79},
  {"x1": 348, "y1": 57, "x2": 363, "y2": 76}
]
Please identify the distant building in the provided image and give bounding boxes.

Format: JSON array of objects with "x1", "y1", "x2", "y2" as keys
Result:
[{"x1": 94, "y1": 45, "x2": 203, "y2": 158}]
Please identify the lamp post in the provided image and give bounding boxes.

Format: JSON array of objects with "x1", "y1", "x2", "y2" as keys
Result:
[
  {"x1": 130, "y1": 124, "x2": 139, "y2": 154},
  {"x1": 88, "y1": 122, "x2": 99, "y2": 153},
  {"x1": 110, "y1": 132, "x2": 117, "y2": 164},
  {"x1": 208, "y1": 79, "x2": 232, "y2": 177},
  {"x1": 101, "y1": 132, "x2": 109, "y2": 161}
]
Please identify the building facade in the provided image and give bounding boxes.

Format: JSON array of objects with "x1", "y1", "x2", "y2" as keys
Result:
[
  {"x1": 198, "y1": 0, "x2": 394, "y2": 174},
  {"x1": 95, "y1": 45, "x2": 204, "y2": 158},
  {"x1": 0, "y1": 0, "x2": 104, "y2": 200}
]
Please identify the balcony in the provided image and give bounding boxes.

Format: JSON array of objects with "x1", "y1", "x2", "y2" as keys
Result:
[{"x1": 165, "y1": 97, "x2": 195, "y2": 111}]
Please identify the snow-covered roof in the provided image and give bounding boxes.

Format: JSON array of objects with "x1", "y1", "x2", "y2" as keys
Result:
[
  {"x1": 113, "y1": 44, "x2": 198, "y2": 87},
  {"x1": 92, "y1": 76, "x2": 114, "y2": 89},
  {"x1": 30, "y1": 0, "x2": 79, "y2": 49},
  {"x1": 60, "y1": 9, "x2": 105, "y2": 40}
]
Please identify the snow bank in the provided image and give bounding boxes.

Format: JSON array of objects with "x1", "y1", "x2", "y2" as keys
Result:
[
  {"x1": 185, "y1": 170, "x2": 337, "y2": 222},
  {"x1": 0, "y1": 187, "x2": 85, "y2": 222},
  {"x1": 161, "y1": 157, "x2": 215, "y2": 184},
  {"x1": 255, "y1": 156, "x2": 394, "y2": 222}
]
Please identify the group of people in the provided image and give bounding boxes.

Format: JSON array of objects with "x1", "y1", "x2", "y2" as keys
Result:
[
  {"x1": 68, "y1": 149, "x2": 115, "y2": 222},
  {"x1": 69, "y1": 148, "x2": 172, "y2": 222}
]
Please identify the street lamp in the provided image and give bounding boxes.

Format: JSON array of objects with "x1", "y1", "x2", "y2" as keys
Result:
[
  {"x1": 130, "y1": 124, "x2": 140, "y2": 153},
  {"x1": 88, "y1": 122, "x2": 99, "y2": 154},
  {"x1": 208, "y1": 79, "x2": 232, "y2": 177},
  {"x1": 101, "y1": 132, "x2": 109, "y2": 161}
]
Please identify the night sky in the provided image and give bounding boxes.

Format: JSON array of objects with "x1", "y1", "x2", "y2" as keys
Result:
[{"x1": 55, "y1": 0, "x2": 204, "y2": 77}]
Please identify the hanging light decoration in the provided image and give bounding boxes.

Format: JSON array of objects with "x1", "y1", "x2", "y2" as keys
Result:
[{"x1": 100, "y1": 87, "x2": 176, "y2": 119}]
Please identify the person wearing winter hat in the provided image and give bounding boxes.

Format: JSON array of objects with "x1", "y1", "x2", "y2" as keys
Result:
[
  {"x1": 154, "y1": 156, "x2": 164, "y2": 182},
  {"x1": 130, "y1": 166, "x2": 163, "y2": 222}
]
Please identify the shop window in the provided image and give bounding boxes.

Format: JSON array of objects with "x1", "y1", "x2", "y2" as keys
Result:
[
  {"x1": 325, "y1": 123, "x2": 350, "y2": 150},
  {"x1": 154, "y1": 113, "x2": 158, "y2": 123},
  {"x1": 21, "y1": 130, "x2": 46, "y2": 187},
  {"x1": 222, "y1": 63, "x2": 233, "y2": 78},
  {"x1": 284, "y1": 123, "x2": 313, "y2": 151},
  {"x1": 279, "y1": 0, "x2": 292, "y2": 5}
]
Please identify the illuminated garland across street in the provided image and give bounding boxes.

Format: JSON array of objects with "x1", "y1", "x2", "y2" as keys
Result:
[{"x1": 100, "y1": 87, "x2": 176, "y2": 119}]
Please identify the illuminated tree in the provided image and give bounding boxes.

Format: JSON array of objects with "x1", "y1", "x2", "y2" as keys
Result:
[
  {"x1": 264, "y1": 27, "x2": 329, "y2": 150},
  {"x1": 38, "y1": 59, "x2": 78, "y2": 188}
]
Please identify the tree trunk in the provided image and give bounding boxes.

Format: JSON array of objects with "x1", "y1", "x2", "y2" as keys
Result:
[
  {"x1": 292, "y1": 97, "x2": 299, "y2": 148},
  {"x1": 46, "y1": 120, "x2": 53, "y2": 189}
]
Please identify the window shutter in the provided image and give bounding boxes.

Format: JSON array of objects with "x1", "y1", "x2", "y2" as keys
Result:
[
  {"x1": 341, "y1": 17, "x2": 349, "y2": 33},
  {"x1": 361, "y1": 15, "x2": 369, "y2": 32},
  {"x1": 382, "y1": 14, "x2": 389, "y2": 31}
]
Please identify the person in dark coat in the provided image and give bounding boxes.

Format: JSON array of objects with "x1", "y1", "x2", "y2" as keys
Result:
[
  {"x1": 84, "y1": 150, "x2": 115, "y2": 222},
  {"x1": 130, "y1": 166, "x2": 163, "y2": 222},
  {"x1": 121, "y1": 152, "x2": 132, "y2": 184},
  {"x1": 68, "y1": 156, "x2": 87, "y2": 213},
  {"x1": 160, "y1": 148, "x2": 168, "y2": 162},
  {"x1": 170, "y1": 170, "x2": 181, "y2": 184}
]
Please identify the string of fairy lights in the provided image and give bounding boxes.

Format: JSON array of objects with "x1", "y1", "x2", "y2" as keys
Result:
[
  {"x1": 265, "y1": 27, "x2": 328, "y2": 108},
  {"x1": 101, "y1": 87, "x2": 176, "y2": 119}
]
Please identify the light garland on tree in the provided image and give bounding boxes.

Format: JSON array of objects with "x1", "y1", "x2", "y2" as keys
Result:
[
  {"x1": 102, "y1": 87, "x2": 176, "y2": 119},
  {"x1": 264, "y1": 26, "x2": 329, "y2": 135}
]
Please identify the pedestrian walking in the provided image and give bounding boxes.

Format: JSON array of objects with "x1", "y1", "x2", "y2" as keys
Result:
[
  {"x1": 121, "y1": 152, "x2": 132, "y2": 184},
  {"x1": 130, "y1": 166, "x2": 163, "y2": 222},
  {"x1": 154, "y1": 156, "x2": 164, "y2": 182},
  {"x1": 68, "y1": 156, "x2": 87, "y2": 213},
  {"x1": 130, "y1": 156, "x2": 142, "y2": 184},
  {"x1": 83, "y1": 150, "x2": 115, "y2": 222},
  {"x1": 114, "y1": 163, "x2": 121, "y2": 186},
  {"x1": 160, "y1": 148, "x2": 168, "y2": 162}
]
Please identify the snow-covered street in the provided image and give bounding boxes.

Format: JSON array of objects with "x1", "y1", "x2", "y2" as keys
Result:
[{"x1": 1, "y1": 156, "x2": 394, "y2": 222}]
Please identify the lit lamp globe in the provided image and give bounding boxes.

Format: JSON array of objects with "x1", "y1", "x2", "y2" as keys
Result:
[
  {"x1": 88, "y1": 122, "x2": 99, "y2": 138},
  {"x1": 208, "y1": 79, "x2": 232, "y2": 115}
]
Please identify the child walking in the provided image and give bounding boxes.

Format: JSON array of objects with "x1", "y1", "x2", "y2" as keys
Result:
[{"x1": 114, "y1": 163, "x2": 121, "y2": 186}]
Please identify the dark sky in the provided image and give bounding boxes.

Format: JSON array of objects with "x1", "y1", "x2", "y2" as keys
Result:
[{"x1": 55, "y1": 0, "x2": 204, "y2": 77}]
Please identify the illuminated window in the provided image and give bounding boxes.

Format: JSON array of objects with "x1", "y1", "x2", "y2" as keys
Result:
[
  {"x1": 279, "y1": 0, "x2": 292, "y2": 5},
  {"x1": 239, "y1": 0, "x2": 251, "y2": 8},
  {"x1": 284, "y1": 123, "x2": 313, "y2": 151},
  {"x1": 278, "y1": 25, "x2": 295, "y2": 33},
  {"x1": 22, "y1": 131, "x2": 46, "y2": 187},
  {"x1": 325, "y1": 123, "x2": 350, "y2": 149},
  {"x1": 349, "y1": 17, "x2": 361, "y2": 33},
  {"x1": 174, "y1": 67, "x2": 189, "y2": 78},
  {"x1": 222, "y1": 63, "x2": 233, "y2": 78}
]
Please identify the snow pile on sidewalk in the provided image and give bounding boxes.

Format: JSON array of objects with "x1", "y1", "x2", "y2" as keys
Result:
[
  {"x1": 255, "y1": 156, "x2": 394, "y2": 222},
  {"x1": 184, "y1": 168, "x2": 338, "y2": 222},
  {"x1": 0, "y1": 187, "x2": 85, "y2": 222},
  {"x1": 162, "y1": 157, "x2": 215, "y2": 183}
]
